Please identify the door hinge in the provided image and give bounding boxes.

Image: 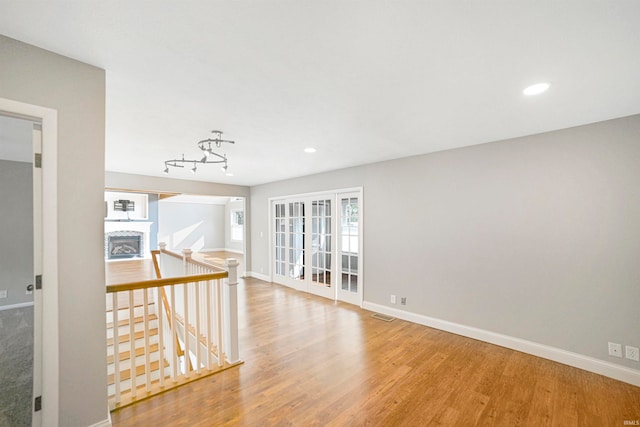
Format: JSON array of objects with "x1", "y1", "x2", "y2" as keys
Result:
[
  {"x1": 34, "y1": 396, "x2": 42, "y2": 412},
  {"x1": 34, "y1": 153, "x2": 42, "y2": 168},
  {"x1": 35, "y1": 275, "x2": 42, "y2": 290}
]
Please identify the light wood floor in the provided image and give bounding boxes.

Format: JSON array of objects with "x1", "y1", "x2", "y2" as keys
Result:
[
  {"x1": 194, "y1": 251, "x2": 245, "y2": 276},
  {"x1": 111, "y1": 278, "x2": 640, "y2": 426}
]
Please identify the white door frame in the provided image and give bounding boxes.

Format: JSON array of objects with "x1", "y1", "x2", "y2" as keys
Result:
[
  {"x1": 268, "y1": 187, "x2": 363, "y2": 306},
  {"x1": 0, "y1": 97, "x2": 59, "y2": 427}
]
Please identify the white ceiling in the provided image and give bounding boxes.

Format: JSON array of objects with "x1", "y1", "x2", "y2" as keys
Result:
[{"x1": 1, "y1": 1, "x2": 639, "y2": 186}]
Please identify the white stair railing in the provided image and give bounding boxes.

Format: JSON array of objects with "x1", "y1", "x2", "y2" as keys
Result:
[{"x1": 106, "y1": 245, "x2": 241, "y2": 410}]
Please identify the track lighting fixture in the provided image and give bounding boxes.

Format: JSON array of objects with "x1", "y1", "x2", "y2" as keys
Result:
[{"x1": 163, "y1": 130, "x2": 235, "y2": 175}]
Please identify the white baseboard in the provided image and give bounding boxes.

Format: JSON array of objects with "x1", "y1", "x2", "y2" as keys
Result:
[
  {"x1": 88, "y1": 417, "x2": 112, "y2": 427},
  {"x1": 0, "y1": 301, "x2": 34, "y2": 311},
  {"x1": 362, "y1": 301, "x2": 640, "y2": 388},
  {"x1": 246, "y1": 271, "x2": 270, "y2": 282}
]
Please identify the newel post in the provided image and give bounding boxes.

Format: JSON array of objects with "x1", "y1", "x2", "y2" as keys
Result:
[
  {"x1": 224, "y1": 258, "x2": 240, "y2": 364},
  {"x1": 158, "y1": 242, "x2": 167, "y2": 251},
  {"x1": 182, "y1": 248, "x2": 193, "y2": 274}
]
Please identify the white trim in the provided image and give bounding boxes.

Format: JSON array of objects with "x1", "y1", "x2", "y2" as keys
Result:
[
  {"x1": 362, "y1": 301, "x2": 640, "y2": 388},
  {"x1": 267, "y1": 186, "x2": 363, "y2": 203},
  {"x1": 0, "y1": 301, "x2": 35, "y2": 311},
  {"x1": 247, "y1": 271, "x2": 270, "y2": 282},
  {"x1": 88, "y1": 417, "x2": 112, "y2": 427},
  {"x1": 1, "y1": 97, "x2": 59, "y2": 427}
]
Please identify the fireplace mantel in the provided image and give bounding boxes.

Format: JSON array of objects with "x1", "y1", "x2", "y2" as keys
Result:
[{"x1": 104, "y1": 221, "x2": 152, "y2": 260}]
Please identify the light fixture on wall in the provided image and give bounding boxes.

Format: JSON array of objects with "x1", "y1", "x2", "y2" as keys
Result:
[{"x1": 163, "y1": 130, "x2": 235, "y2": 175}]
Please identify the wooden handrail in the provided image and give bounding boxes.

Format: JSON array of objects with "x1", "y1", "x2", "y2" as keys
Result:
[{"x1": 106, "y1": 272, "x2": 227, "y2": 294}]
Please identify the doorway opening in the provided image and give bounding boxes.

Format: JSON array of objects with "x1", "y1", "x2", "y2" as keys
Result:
[
  {"x1": 0, "y1": 113, "x2": 41, "y2": 426},
  {"x1": 104, "y1": 190, "x2": 247, "y2": 284}
]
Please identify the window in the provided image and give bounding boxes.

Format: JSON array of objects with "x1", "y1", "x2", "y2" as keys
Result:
[{"x1": 231, "y1": 209, "x2": 244, "y2": 241}]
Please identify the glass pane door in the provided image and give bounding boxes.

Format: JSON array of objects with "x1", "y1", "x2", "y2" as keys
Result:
[
  {"x1": 338, "y1": 193, "x2": 361, "y2": 305},
  {"x1": 273, "y1": 203, "x2": 286, "y2": 279},
  {"x1": 272, "y1": 190, "x2": 362, "y2": 304},
  {"x1": 288, "y1": 201, "x2": 305, "y2": 283},
  {"x1": 308, "y1": 198, "x2": 334, "y2": 299}
]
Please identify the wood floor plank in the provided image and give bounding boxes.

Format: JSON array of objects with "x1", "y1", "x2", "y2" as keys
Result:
[{"x1": 111, "y1": 277, "x2": 640, "y2": 426}]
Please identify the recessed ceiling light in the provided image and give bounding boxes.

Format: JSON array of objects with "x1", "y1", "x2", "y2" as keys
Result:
[
  {"x1": 225, "y1": 172, "x2": 234, "y2": 177},
  {"x1": 523, "y1": 82, "x2": 550, "y2": 96},
  {"x1": 304, "y1": 147, "x2": 316, "y2": 153}
]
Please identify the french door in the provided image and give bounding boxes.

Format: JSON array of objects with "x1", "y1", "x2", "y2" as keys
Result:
[
  {"x1": 272, "y1": 190, "x2": 361, "y2": 304},
  {"x1": 337, "y1": 192, "x2": 361, "y2": 305}
]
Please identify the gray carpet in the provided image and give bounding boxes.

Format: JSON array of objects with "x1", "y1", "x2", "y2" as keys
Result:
[{"x1": 0, "y1": 306, "x2": 33, "y2": 427}]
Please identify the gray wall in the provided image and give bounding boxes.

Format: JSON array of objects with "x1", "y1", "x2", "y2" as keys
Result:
[
  {"x1": 0, "y1": 35, "x2": 106, "y2": 426},
  {"x1": 159, "y1": 201, "x2": 225, "y2": 251},
  {"x1": 250, "y1": 114, "x2": 640, "y2": 371},
  {"x1": 0, "y1": 160, "x2": 33, "y2": 307}
]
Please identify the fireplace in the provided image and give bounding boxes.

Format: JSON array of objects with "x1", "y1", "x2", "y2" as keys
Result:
[
  {"x1": 104, "y1": 222, "x2": 152, "y2": 260},
  {"x1": 105, "y1": 231, "x2": 144, "y2": 260}
]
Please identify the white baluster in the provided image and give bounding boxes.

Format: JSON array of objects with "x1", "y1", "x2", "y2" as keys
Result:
[
  {"x1": 143, "y1": 288, "x2": 151, "y2": 392},
  {"x1": 112, "y1": 292, "x2": 121, "y2": 404},
  {"x1": 205, "y1": 281, "x2": 212, "y2": 370},
  {"x1": 183, "y1": 280, "x2": 190, "y2": 378},
  {"x1": 157, "y1": 287, "x2": 165, "y2": 388},
  {"x1": 170, "y1": 285, "x2": 178, "y2": 381},
  {"x1": 215, "y1": 278, "x2": 223, "y2": 367},
  {"x1": 194, "y1": 280, "x2": 201, "y2": 373},
  {"x1": 128, "y1": 290, "x2": 137, "y2": 397},
  {"x1": 224, "y1": 258, "x2": 240, "y2": 364}
]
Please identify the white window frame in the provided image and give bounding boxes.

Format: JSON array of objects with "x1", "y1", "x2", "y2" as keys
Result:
[{"x1": 230, "y1": 208, "x2": 244, "y2": 242}]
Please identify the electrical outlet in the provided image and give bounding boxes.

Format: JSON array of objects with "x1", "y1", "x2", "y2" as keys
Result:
[
  {"x1": 400, "y1": 297, "x2": 407, "y2": 305},
  {"x1": 608, "y1": 342, "x2": 623, "y2": 358},
  {"x1": 390, "y1": 295, "x2": 396, "y2": 304},
  {"x1": 625, "y1": 345, "x2": 639, "y2": 362},
  {"x1": 0, "y1": 290, "x2": 7, "y2": 299}
]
